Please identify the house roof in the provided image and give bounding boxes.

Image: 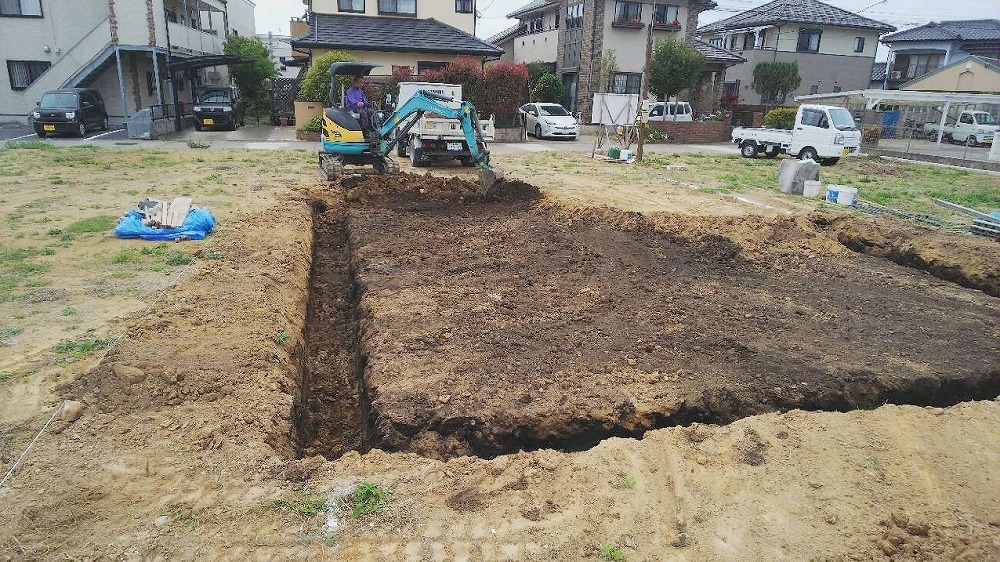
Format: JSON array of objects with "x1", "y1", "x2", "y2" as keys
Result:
[
  {"x1": 871, "y1": 62, "x2": 887, "y2": 82},
  {"x1": 881, "y1": 20, "x2": 1000, "y2": 43},
  {"x1": 697, "y1": 0, "x2": 895, "y2": 34},
  {"x1": 507, "y1": 0, "x2": 556, "y2": 19},
  {"x1": 899, "y1": 55, "x2": 1000, "y2": 89},
  {"x1": 692, "y1": 40, "x2": 746, "y2": 65},
  {"x1": 487, "y1": 23, "x2": 525, "y2": 45},
  {"x1": 291, "y1": 13, "x2": 504, "y2": 57}
]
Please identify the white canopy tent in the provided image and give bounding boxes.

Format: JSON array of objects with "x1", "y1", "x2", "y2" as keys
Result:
[{"x1": 794, "y1": 90, "x2": 1000, "y2": 145}]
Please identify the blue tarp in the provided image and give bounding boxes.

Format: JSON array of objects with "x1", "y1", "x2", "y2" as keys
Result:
[{"x1": 114, "y1": 208, "x2": 217, "y2": 241}]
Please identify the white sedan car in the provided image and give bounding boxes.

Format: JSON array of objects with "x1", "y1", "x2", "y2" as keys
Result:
[{"x1": 520, "y1": 103, "x2": 579, "y2": 140}]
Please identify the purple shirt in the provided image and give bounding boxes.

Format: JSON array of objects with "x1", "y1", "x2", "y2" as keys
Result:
[{"x1": 346, "y1": 86, "x2": 368, "y2": 109}]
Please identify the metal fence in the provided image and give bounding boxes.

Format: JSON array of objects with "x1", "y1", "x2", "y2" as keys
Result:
[{"x1": 859, "y1": 109, "x2": 998, "y2": 167}]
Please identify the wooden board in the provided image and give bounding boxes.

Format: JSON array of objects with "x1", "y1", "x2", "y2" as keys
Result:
[{"x1": 165, "y1": 197, "x2": 192, "y2": 228}]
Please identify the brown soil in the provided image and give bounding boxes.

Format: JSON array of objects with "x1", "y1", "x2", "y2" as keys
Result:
[{"x1": 340, "y1": 175, "x2": 998, "y2": 458}]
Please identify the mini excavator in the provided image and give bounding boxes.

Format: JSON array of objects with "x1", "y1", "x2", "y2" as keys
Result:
[{"x1": 317, "y1": 62, "x2": 499, "y2": 196}]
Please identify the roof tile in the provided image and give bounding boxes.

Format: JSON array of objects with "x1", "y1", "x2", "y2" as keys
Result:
[
  {"x1": 882, "y1": 19, "x2": 1000, "y2": 43},
  {"x1": 697, "y1": 0, "x2": 895, "y2": 34}
]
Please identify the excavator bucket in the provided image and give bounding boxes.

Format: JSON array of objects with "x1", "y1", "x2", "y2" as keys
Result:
[{"x1": 477, "y1": 165, "x2": 501, "y2": 199}]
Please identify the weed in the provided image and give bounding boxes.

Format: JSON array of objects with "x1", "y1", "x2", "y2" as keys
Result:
[
  {"x1": 55, "y1": 338, "x2": 110, "y2": 359},
  {"x1": 161, "y1": 504, "x2": 204, "y2": 532},
  {"x1": 62, "y1": 307, "x2": 77, "y2": 316},
  {"x1": 206, "y1": 251, "x2": 225, "y2": 260},
  {"x1": 140, "y1": 243, "x2": 169, "y2": 256},
  {"x1": 165, "y1": 251, "x2": 192, "y2": 266},
  {"x1": 65, "y1": 215, "x2": 118, "y2": 235},
  {"x1": 4, "y1": 140, "x2": 55, "y2": 150},
  {"x1": 267, "y1": 493, "x2": 327, "y2": 518},
  {"x1": 1, "y1": 326, "x2": 22, "y2": 345},
  {"x1": 51, "y1": 178, "x2": 67, "y2": 185},
  {"x1": 611, "y1": 473, "x2": 636, "y2": 490},
  {"x1": 187, "y1": 140, "x2": 210, "y2": 149},
  {"x1": 275, "y1": 331, "x2": 291, "y2": 345},
  {"x1": 601, "y1": 543, "x2": 626, "y2": 561},
  {"x1": 346, "y1": 482, "x2": 391, "y2": 519},
  {"x1": 112, "y1": 249, "x2": 142, "y2": 264},
  {"x1": 47, "y1": 228, "x2": 62, "y2": 236},
  {"x1": 42, "y1": 247, "x2": 55, "y2": 255}
]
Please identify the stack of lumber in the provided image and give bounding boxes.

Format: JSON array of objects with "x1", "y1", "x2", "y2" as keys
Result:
[{"x1": 137, "y1": 197, "x2": 193, "y2": 228}]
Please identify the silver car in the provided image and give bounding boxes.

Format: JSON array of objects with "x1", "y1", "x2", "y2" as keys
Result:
[{"x1": 520, "y1": 103, "x2": 579, "y2": 140}]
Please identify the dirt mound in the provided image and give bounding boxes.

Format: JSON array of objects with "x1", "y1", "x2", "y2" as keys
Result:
[
  {"x1": 813, "y1": 212, "x2": 1000, "y2": 297},
  {"x1": 339, "y1": 172, "x2": 541, "y2": 207}
]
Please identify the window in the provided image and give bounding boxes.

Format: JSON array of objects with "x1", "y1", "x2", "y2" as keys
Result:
[
  {"x1": 796, "y1": 28, "x2": 821, "y2": 53},
  {"x1": 960, "y1": 114, "x2": 973, "y2": 125},
  {"x1": 757, "y1": 29, "x2": 766, "y2": 47},
  {"x1": 854, "y1": 36, "x2": 865, "y2": 53},
  {"x1": 529, "y1": 15, "x2": 543, "y2": 32},
  {"x1": 653, "y1": 4, "x2": 680, "y2": 27},
  {"x1": 709, "y1": 37, "x2": 723, "y2": 47},
  {"x1": 742, "y1": 32, "x2": 755, "y2": 50},
  {"x1": 564, "y1": 36, "x2": 582, "y2": 67},
  {"x1": 566, "y1": 2, "x2": 583, "y2": 29},
  {"x1": 339, "y1": 0, "x2": 364, "y2": 12},
  {"x1": 555, "y1": 13, "x2": 559, "y2": 28},
  {"x1": 729, "y1": 35, "x2": 738, "y2": 50},
  {"x1": 455, "y1": 0, "x2": 473, "y2": 13},
  {"x1": 801, "y1": 108, "x2": 828, "y2": 128},
  {"x1": 0, "y1": 0, "x2": 42, "y2": 16},
  {"x1": 832, "y1": 85, "x2": 841, "y2": 93},
  {"x1": 417, "y1": 61, "x2": 446, "y2": 74},
  {"x1": 614, "y1": 1, "x2": 641, "y2": 23},
  {"x1": 809, "y1": 85, "x2": 819, "y2": 95},
  {"x1": 379, "y1": 0, "x2": 415, "y2": 15},
  {"x1": 611, "y1": 72, "x2": 641, "y2": 94},
  {"x1": 905, "y1": 54, "x2": 943, "y2": 79},
  {"x1": 7, "y1": 60, "x2": 49, "y2": 90}
]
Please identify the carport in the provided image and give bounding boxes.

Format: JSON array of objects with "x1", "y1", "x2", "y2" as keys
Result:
[
  {"x1": 164, "y1": 54, "x2": 253, "y2": 130},
  {"x1": 795, "y1": 90, "x2": 1000, "y2": 144}
]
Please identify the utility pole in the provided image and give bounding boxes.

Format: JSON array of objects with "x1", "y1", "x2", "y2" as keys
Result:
[{"x1": 636, "y1": 14, "x2": 653, "y2": 163}]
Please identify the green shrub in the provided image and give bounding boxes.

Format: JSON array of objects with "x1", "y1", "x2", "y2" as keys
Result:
[
  {"x1": 298, "y1": 116, "x2": 323, "y2": 133},
  {"x1": 532, "y1": 72, "x2": 564, "y2": 104},
  {"x1": 762, "y1": 107, "x2": 798, "y2": 130},
  {"x1": 298, "y1": 50, "x2": 360, "y2": 103}
]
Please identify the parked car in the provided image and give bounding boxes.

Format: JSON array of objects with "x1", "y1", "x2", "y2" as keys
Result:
[
  {"x1": 520, "y1": 103, "x2": 579, "y2": 140},
  {"x1": 924, "y1": 110, "x2": 997, "y2": 146},
  {"x1": 31, "y1": 88, "x2": 108, "y2": 138},
  {"x1": 193, "y1": 85, "x2": 244, "y2": 131},
  {"x1": 732, "y1": 104, "x2": 862, "y2": 166},
  {"x1": 645, "y1": 101, "x2": 693, "y2": 122}
]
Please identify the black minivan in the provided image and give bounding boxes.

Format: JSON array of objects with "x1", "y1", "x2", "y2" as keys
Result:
[
  {"x1": 193, "y1": 85, "x2": 244, "y2": 131},
  {"x1": 32, "y1": 88, "x2": 109, "y2": 137}
]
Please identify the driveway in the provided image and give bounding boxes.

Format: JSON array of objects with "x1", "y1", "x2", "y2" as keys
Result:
[{"x1": 1, "y1": 125, "x2": 130, "y2": 143}]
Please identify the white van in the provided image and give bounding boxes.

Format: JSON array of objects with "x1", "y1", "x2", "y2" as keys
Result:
[{"x1": 646, "y1": 101, "x2": 693, "y2": 122}]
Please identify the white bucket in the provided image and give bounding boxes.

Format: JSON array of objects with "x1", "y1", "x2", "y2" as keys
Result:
[
  {"x1": 619, "y1": 149, "x2": 634, "y2": 161},
  {"x1": 803, "y1": 180, "x2": 822, "y2": 198},
  {"x1": 836, "y1": 186, "x2": 858, "y2": 206}
]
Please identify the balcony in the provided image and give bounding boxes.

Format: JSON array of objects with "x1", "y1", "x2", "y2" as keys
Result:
[
  {"x1": 652, "y1": 21, "x2": 682, "y2": 31},
  {"x1": 168, "y1": 22, "x2": 224, "y2": 55},
  {"x1": 613, "y1": 18, "x2": 644, "y2": 29}
]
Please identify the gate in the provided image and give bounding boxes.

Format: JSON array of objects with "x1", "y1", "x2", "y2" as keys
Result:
[{"x1": 271, "y1": 78, "x2": 301, "y2": 125}]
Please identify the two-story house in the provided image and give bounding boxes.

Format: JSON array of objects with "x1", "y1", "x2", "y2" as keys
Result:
[
  {"x1": 1, "y1": 0, "x2": 255, "y2": 125},
  {"x1": 489, "y1": 0, "x2": 721, "y2": 119},
  {"x1": 698, "y1": 0, "x2": 894, "y2": 106},
  {"x1": 289, "y1": 0, "x2": 502, "y2": 78},
  {"x1": 878, "y1": 19, "x2": 1000, "y2": 90}
]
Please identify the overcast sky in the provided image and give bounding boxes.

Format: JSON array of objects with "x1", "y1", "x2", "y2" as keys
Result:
[{"x1": 253, "y1": 0, "x2": 999, "y2": 46}]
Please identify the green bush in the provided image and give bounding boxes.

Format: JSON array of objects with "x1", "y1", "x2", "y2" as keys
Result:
[
  {"x1": 298, "y1": 50, "x2": 360, "y2": 103},
  {"x1": 763, "y1": 107, "x2": 798, "y2": 130},
  {"x1": 532, "y1": 72, "x2": 564, "y2": 104},
  {"x1": 298, "y1": 116, "x2": 323, "y2": 133}
]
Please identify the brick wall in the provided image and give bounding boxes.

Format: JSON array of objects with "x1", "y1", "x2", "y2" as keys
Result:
[{"x1": 649, "y1": 120, "x2": 732, "y2": 143}]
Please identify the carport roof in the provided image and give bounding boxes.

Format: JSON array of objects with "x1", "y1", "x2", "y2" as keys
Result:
[
  {"x1": 166, "y1": 54, "x2": 255, "y2": 72},
  {"x1": 794, "y1": 89, "x2": 1000, "y2": 108}
]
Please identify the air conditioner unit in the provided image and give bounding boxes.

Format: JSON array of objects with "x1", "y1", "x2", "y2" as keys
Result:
[{"x1": 889, "y1": 70, "x2": 902, "y2": 80}]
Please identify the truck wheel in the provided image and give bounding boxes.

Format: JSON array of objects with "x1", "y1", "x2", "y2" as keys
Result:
[
  {"x1": 740, "y1": 141, "x2": 759, "y2": 158},
  {"x1": 396, "y1": 138, "x2": 407, "y2": 157},
  {"x1": 798, "y1": 147, "x2": 819, "y2": 162},
  {"x1": 410, "y1": 146, "x2": 426, "y2": 168},
  {"x1": 820, "y1": 157, "x2": 840, "y2": 166},
  {"x1": 763, "y1": 146, "x2": 780, "y2": 158},
  {"x1": 965, "y1": 135, "x2": 978, "y2": 147}
]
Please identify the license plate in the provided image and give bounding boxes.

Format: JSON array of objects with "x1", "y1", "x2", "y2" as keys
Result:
[
  {"x1": 843, "y1": 148, "x2": 850, "y2": 156},
  {"x1": 446, "y1": 142, "x2": 463, "y2": 151},
  {"x1": 43, "y1": 125, "x2": 55, "y2": 131},
  {"x1": 203, "y1": 119, "x2": 214, "y2": 125}
]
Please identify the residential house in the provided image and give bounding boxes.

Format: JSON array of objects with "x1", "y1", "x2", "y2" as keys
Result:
[
  {"x1": 256, "y1": 32, "x2": 301, "y2": 78},
  {"x1": 900, "y1": 55, "x2": 1000, "y2": 94},
  {"x1": 698, "y1": 0, "x2": 895, "y2": 105},
  {"x1": 289, "y1": 1, "x2": 502, "y2": 78},
  {"x1": 489, "y1": 0, "x2": 721, "y2": 119},
  {"x1": 879, "y1": 19, "x2": 1000, "y2": 90},
  {"x1": 1, "y1": 0, "x2": 255, "y2": 125}
]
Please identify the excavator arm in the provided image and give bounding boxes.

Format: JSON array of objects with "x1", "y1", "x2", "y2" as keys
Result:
[{"x1": 378, "y1": 91, "x2": 499, "y2": 195}]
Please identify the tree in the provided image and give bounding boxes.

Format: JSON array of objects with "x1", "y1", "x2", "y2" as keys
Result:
[
  {"x1": 648, "y1": 38, "x2": 706, "y2": 108},
  {"x1": 751, "y1": 61, "x2": 801, "y2": 107},
  {"x1": 423, "y1": 57, "x2": 486, "y2": 112},
  {"x1": 532, "y1": 72, "x2": 564, "y2": 104},
  {"x1": 297, "y1": 50, "x2": 359, "y2": 103},
  {"x1": 223, "y1": 36, "x2": 278, "y2": 120},
  {"x1": 484, "y1": 61, "x2": 529, "y2": 126},
  {"x1": 597, "y1": 49, "x2": 619, "y2": 93},
  {"x1": 525, "y1": 61, "x2": 555, "y2": 91}
]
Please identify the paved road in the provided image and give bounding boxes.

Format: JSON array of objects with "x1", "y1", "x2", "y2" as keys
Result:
[{"x1": 0, "y1": 125, "x2": 130, "y2": 143}]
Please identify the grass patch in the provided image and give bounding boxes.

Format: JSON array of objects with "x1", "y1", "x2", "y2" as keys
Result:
[
  {"x1": 275, "y1": 331, "x2": 291, "y2": 345},
  {"x1": 112, "y1": 249, "x2": 142, "y2": 265},
  {"x1": 610, "y1": 473, "x2": 636, "y2": 490},
  {"x1": 345, "y1": 482, "x2": 391, "y2": 519},
  {"x1": 55, "y1": 338, "x2": 110, "y2": 359},
  {"x1": 65, "y1": 215, "x2": 118, "y2": 235},
  {"x1": 165, "y1": 251, "x2": 193, "y2": 266},
  {"x1": 267, "y1": 493, "x2": 327, "y2": 518},
  {"x1": 601, "y1": 543, "x2": 626, "y2": 561},
  {"x1": 62, "y1": 307, "x2": 77, "y2": 316},
  {"x1": 4, "y1": 140, "x2": 55, "y2": 150},
  {"x1": 1, "y1": 326, "x2": 22, "y2": 345},
  {"x1": 0, "y1": 247, "x2": 51, "y2": 300}
]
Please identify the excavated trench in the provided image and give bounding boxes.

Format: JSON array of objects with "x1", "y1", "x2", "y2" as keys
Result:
[{"x1": 293, "y1": 176, "x2": 999, "y2": 461}]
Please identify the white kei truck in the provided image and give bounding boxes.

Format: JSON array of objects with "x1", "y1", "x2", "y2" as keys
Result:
[
  {"x1": 732, "y1": 104, "x2": 863, "y2": 166},
  {"x1": 393, "y1": 82, "x2": 495, "y2": 167},
  {"x1": 924, "y1": 110, "x2": 998, "y2": 146}
]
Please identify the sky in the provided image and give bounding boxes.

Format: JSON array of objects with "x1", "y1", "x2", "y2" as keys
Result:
[{"x1": 252, "y1": 0, "x2": 999, "y2": 44}]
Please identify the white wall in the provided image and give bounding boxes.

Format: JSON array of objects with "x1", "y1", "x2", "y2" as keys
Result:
[
  {"x1": 509, "y1": 29, "x2": 558, "y2": 63},
  {"x1": 602, "y1": 2, "x2": 690, "y2": 74},
  {"x1": 311, "y1": 0, "x2": 475, "y2": 35}
]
